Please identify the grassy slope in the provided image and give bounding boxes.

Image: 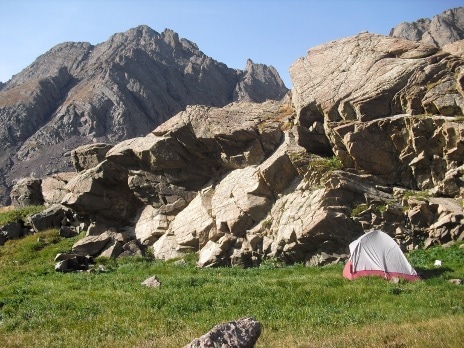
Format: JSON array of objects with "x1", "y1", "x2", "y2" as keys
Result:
[{"x1": 0, "y1": 229, "x2": 463, "y2": 348}]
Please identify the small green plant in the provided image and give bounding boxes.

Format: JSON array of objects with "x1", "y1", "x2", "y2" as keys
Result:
[
  {"x1": 305, "y1": 155, "x2": 343, "y2": 184},
  {"x1": 403, "y1": 190, "x2": 430, "y2": 203},
  {"x1": 262, "y1": 218, "x2": 273, "y2": 229},
  {"x1": 351, "y1": 203, "x2": 369, "y2": 217},
  {"x1": 259, "y1": 256, "x2": 283, "y2": 269},
  {"x1": 307, "y1": 155, "x2": 342, "y2": 173},
  {"x1": 375, "y1": 204, "x2": 387, "y2": 213}
]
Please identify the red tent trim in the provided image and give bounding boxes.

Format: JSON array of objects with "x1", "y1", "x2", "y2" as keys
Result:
[{"x1": 343, "y1": 260, "x2": 421, "y2": 281}]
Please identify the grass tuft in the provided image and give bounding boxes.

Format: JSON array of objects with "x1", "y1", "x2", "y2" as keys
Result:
[{"x1": 0, "y1": 205, "x2": 46, "y2": 226}]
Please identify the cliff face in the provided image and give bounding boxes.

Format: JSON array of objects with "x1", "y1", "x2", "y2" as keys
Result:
[
  {"x1": 0, "y1": 26, "x2": 288, "y2": 204},
  {"x1": 390, "y1": 7, "x2": 464, "y2": 47}
]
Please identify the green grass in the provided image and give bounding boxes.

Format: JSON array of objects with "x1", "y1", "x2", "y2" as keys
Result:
[
  {"x1": 0, "y1": 229, "x2": 463, "y2": 347},
  {"x1": 305, "y1": 155, "x2": 344, "y2": 186},
  {"x1": 307, "y1": 155, "x2": 343, "y2": 173},
  {"x1": 0, "y1": 205, "x2": 45, "y2": 226},
  {"x1": 403, "y1": 190, "x2": 431, "y2": 202}
]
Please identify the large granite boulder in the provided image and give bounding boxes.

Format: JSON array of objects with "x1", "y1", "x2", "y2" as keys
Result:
[
  {"x1": 290, "y1": 32, "x2": 464, "y2": 124},
  {"x1": 61, "y1": 160, "x2": 141, "y2": 224}
]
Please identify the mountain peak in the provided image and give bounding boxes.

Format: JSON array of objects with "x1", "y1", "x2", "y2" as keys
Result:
[
  {"x1": 390, "y1": 6, "x2": 464, "y2": 47},
  {"x1": 0, "y1": 26, "x2": 288, "y2": 204}
]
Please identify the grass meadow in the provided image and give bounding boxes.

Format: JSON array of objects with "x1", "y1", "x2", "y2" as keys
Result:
[{"x1": 0, "y1": 208, "x2": 463, "y2": 347}]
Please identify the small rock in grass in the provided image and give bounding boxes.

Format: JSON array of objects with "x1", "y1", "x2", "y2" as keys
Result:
[{"x1": 142, "y1": 275, "x2": 161, "y2": 288}]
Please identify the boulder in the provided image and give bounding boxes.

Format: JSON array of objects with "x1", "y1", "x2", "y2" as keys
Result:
[
  {"x1": 0, "y1": 232, "x2": 6, "y2": 246},
  {"x1": 61, "y1": 160, "x2": 141, "y2": 224},
  {"x1": 41, "y1": 172, "x2": 77, "y2": 206},
  {"x1": 0, "y1": 221, "x2": 23, "y2": 242},
  {"x1": 442, "y1": 40, "x2": 464, "y2": 58},
  {"x1": 258, "y1": 132, "x2": 300, "y2": 194},
  {"x1": 10, "y1": 177, "x2": 44, "y2": 207},
  {"x1": 141, "y1": 275, "x2": 161, "y2": 288},
  {"x1": 54, "y1": 253, "x2": 93, "y2": 272},
  {"x1": 184, "y1": 316, "x2": 261, "y2": 348},
  {"x1": 153, "y1": 101, "x2": 284, "y2": 170},
  {"x1": 290, "y1": 32, "x2": 463, "y2": 124},
  {"x1": 306, "y1": 251, "x2": 347, "y2": 266},
  {"x1": 71, "y1": 143, "x2": 113, "y2": 172},
  {"x1": 119, "y1": 240, "x2": 143, "y2": 257},
  {"x1": 71, "y1": 232, "x2": 114, "y2": 256},
  {"x1": 330, "y1": 116, "x2": 464, "y2": 191},
  {"x1": 99, "y1": 240, "x2": 124, "y2": 258},
  {"x1": 28, "y1": 204, "x2": 72, "y2": 232},
  {"x1": 59, "y1": 225, "x2": 79, "y2": 238},
  {"x1": 267, "y1": 185, "x2": 362, "y2": 263},
  {"x1": 212, "y1": 166, "x2": 274, "y2": 237},
  {"x1": 152, "y1": 233, "x2": 185, "y2": 260},
  {"x1": 426, "y1": 197, "x2": 464, "y2": 244},
  {"x1": 167, "y1": 187, "x2": 215, "y2": 250},
  {"x1": 197, "y1": 235, "x2": 235, "y2": 268},
  {"x1": 134, "y1": 205, "x2": 171, "y2": 246}
]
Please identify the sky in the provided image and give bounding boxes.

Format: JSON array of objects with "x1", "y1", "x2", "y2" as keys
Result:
[{"x1": 0, "y1": 0, "x2": 463, "y2": 87}]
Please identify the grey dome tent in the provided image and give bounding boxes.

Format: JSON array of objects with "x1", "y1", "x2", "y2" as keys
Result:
[{"x1": 343, "y1": 230, "x2": 420, "y2": 281}]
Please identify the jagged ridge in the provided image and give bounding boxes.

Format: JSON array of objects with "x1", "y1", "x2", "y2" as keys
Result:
[{"x1": 0, "y1": 25, "x2": 288, "y2": 204}]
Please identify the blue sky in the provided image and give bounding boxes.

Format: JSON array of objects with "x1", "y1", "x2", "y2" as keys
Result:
[{"x1": 1, "y1": 0, "x2": 463, "y2": 87}]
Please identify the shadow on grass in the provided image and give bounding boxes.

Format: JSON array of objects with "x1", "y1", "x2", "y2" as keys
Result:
[{"x1": 415, "y1": 266, "x2": 454, "y2": 279}]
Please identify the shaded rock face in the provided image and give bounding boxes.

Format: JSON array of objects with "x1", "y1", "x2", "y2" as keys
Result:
[
  {"x1": 61, "y1": 101, "x2": 286, "y2": 225},
  {"x1": 390, "y1": 7, "x2": 464, "y2": 47},
  {"x1": 290, "y1": 33, "x2": 464, "y2": 188},
  {"x1": 10, "y1": 177, "x2": 44, "y2": 207},
  {"x1": 0, "y1": 26, "x2": 288, "y2": 204}
]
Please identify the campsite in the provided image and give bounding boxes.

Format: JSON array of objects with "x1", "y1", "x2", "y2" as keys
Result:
[
  {"x1": 343, "y1": 230, "x2": 420, "y2": 281},
  {"x1": 0, "y1": 226, "x2": 463, "y2": 347},
  {"x1": 1, "y1": 3, "x2": 464, "y2": 347}
]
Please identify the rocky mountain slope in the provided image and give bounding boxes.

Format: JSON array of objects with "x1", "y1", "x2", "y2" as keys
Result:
[
  {"x1": 390, "y1": 7, "x2": 464, "y2": 47},
  {"x1": 0, "y1": 26, "x2": 288, "y2": 204},
  {"x1": 3, "y1": 9, "x2": 464, "y2": 269}
]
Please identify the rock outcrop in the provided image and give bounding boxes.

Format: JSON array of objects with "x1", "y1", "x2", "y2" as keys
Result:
[
  {"x1": 390, "y1": 7, "x2": 464, "y2": 47},
  {"x1": 38, "y1": 30, "x2": 462, "y2": 268},
  {"x1": 0, "y1": 26, "x2": 288, "y2": 204},
  {"x1": 2, "y1": 10, "x2": 464, "y2": 269}
]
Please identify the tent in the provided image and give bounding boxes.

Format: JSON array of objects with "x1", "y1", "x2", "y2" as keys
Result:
[{"x1": 343, "y1": 230, "x2": 420, "y2": 281}]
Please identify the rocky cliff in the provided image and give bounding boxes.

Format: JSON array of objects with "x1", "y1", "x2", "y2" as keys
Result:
[
  {"x1": 0, "y1": 26, "x2": 288, "y2": 204},
  {"x1": 390, "y1": 7, "x2": 464, "y2": 47},
  {"x1": 3, "y1": 10, "x2": 464, "y2": 269}
]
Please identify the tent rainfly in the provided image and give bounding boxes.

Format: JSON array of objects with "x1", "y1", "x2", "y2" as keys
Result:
[{"x1": 343, "y1": 230, "x2": 420, "y2": 281}]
